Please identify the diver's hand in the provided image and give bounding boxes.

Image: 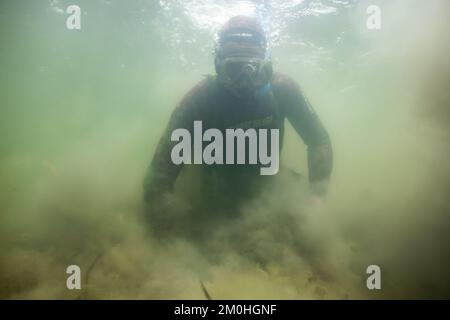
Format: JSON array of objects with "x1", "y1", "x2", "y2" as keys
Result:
[
  {"x1": 310, "y1": 179, "x2": 328, "y2": 197},
  {"x1": 309, "y1": 179, "x2": 328, "y2": 209},
  {"x1": 308, "y1": 194, "x2": 325, "y2": 209}
]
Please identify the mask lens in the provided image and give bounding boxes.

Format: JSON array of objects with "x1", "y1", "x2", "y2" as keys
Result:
[
  {"x1": 224, "y1": 59, "x2": 260, "y2": 81},
  {"x1": 224, "y1": 61, "x2": 245, "y2": 80}
]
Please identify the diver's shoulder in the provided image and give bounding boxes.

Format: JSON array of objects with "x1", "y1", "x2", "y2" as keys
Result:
[
  {"x1": 271, "y1": 72, "x2": 300, "y2": 91},
  {"x1": 183, "y1": 76, "x2": 215, "y2": 99}
]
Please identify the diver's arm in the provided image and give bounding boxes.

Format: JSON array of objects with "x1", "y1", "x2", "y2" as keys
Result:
[
  {"x1": 143, "y1": 82, "x2": 204, "y2": 206},
  {"x1": 306, "y1": 141, "x2": 333, "y2": 197},
  {"x1": 142, "y1": 107, "x2": 188, "y2": 235},
  {"x1": 274, "y1": 74, "x2": 333, "y2": 197},
  {"x1": 143, "y1": 111, "x2": 185, "y2": 205}
]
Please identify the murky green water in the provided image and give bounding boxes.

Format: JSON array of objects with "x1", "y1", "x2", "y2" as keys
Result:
[{"x1": 0, "y1": 0, "x2": 449, "y2": 299}]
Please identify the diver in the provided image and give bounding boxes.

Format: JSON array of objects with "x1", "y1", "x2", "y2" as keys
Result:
[{"x1": 143, "y1": 16, "x2": 333, "y2": 237}]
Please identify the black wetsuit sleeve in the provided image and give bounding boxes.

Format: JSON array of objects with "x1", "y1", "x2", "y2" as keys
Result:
[
  {"x1": 143, "y1": 82, "x2": 203, "y2": 204},
  {"x1": 274, "y1": 74, "x2": 333, "y2": 196}
]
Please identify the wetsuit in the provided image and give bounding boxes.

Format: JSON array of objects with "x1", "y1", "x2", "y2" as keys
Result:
[{"x1": 143, "y1": 72, "x2": 332, "y2": 215}]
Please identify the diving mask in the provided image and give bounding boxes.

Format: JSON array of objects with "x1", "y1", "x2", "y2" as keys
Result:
[{"x1": 216, "y1": 56, "x2": 272, "y2": 97}]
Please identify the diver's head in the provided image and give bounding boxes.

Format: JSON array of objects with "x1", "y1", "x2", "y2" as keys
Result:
[{"x1": 215, "y1": 16, "x2": 272, "y2": 99}]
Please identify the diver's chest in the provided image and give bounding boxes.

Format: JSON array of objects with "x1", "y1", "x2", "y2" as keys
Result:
[{"x1": 203, "y1": 97, "x2": 282, "y2": 131}]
